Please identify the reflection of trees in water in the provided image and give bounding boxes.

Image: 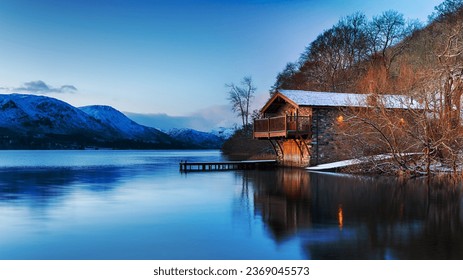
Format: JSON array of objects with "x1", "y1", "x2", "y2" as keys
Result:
[
  {"x1": 307, "y1": 175, "x2": 430, "y2": 259},
  {"x1": 392, "y1": 181, "x2": 463, "y2": 259},
  {"x1": 231, "y1": 171, "x2": 254, "y2": 234},
  {"x1": 0, "y1": 167, "x2": 126, "y2": 206},
  {"x1": 244, "y1": 170, "x2": 463, "y2": 259}
]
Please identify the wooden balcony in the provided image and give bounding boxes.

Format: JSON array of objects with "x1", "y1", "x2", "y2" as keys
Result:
[{"x1": 253, "y1": 115, "x2": 312, "y2": 139}]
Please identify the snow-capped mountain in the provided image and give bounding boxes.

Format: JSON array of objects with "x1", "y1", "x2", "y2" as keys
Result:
[
  {"x1": 0, "y1": 93, "x2": 229, "y2": 149},
  {"x1": 79, "y1": 105, "x2": 172, "y2": 143},
  {"x1": 0, "y1": 93, "x2": 176, "y2": 148},
  {"x1": 165, "y1": 128, "x2": 225, "y2": 149},
  {"x1": 0, "y1": 94, "x2": 108, "y2": 136},
  {"x1": 210, "y1": 127, "x2": 235, "y2": 140}
]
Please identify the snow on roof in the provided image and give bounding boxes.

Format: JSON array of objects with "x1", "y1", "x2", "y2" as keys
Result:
[{"x1": 278, "y1": 90, "x2": 420, "y2": 109}]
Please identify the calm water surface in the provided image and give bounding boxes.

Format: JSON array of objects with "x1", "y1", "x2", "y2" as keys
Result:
[{"x1": 0, "y1": 150, "x2": 462, "y2": 260}]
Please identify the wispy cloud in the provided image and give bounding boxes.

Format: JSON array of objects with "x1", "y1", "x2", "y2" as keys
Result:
[
  {"x1": 17, "y1": 80, "x2": 77, "y2": 94},
  {"x1": 2, "y1": 80, "x2": 78, "y2": 94}
]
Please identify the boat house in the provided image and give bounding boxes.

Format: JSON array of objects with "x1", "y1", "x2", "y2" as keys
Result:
[{"x1": 253, "y1": 90, "x2": 416, "y2": 167}]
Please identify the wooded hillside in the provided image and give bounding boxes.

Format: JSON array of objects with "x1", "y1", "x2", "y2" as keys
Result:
[
  {"x1": 274, "y1": 1, "x2": 463, "y2": 94},
  {"x1": 270, "y1": 0, "x2": 463, "y2": 176}
]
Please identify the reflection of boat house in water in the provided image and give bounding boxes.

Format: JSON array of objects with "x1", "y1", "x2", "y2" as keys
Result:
[
  {"x1": 248, "y1": 169, "x2": 460, "y2": 259},
  {"x1": 253, "y1": 90, "x2": 415, "y2": 167},
  {"x1": 250, "y1": 169, "x2": 312, "y2": 241}
]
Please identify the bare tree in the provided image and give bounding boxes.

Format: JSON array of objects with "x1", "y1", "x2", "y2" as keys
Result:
[
  {"x1": 337, "y1": 95, "x2": 423, "y2": 176},
  {"x1": 367, "y1": 10, "x2": 421, "y2": 72},
  {"x1": 301, "y1": 12, "x2": 370, "y2": 92},
  {"x1": 341, "y1": 36, "x2": 463, "y2": 178},
  {"x1": 271, "y1": 62, "x2": 300, "y2": 95},
  {"x1": 413, "y1": 17, "x2": 463, "y2": 173},
  {"x1": 429, "y1": 0, "x2": 463, "y2": 21},
  {"x1": 226, "y1": 76, "x2": 256, "y2": 132}
]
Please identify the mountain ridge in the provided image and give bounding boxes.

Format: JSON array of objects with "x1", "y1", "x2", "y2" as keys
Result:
[
  {"x1": 0, "y1": 93, "x2": 222, "y2": 149},
  {"x1": 164, "y1": 128, "x2": 224, "y2": 149}
]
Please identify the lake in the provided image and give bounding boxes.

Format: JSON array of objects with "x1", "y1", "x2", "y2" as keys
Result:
[{"x1": 0, "y1": 150, "x2": 462, "y2": 260}]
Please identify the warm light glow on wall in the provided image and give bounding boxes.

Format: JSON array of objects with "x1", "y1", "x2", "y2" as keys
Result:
[
  {"x1": 338, "y1": 204, "x2": 343, "y2": 231},
  {"x1": 336, "y1": 115, "x2": 344, "y2": 123}
]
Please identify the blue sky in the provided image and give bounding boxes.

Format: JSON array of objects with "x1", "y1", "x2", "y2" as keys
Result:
[{"x1": 0, "y1": 0, "x2": 443, "y2": 130}]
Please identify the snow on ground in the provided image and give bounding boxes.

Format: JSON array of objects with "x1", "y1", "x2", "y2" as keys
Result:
[{"x1": 306, "y1": 154, "x2": 403, "y2": 171}]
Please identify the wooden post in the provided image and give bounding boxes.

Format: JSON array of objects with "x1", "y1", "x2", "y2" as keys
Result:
[
  {"x1": 267, "y1": 118, "x2": 270, "y2": 138},
  {"x1": 284, "y1": 115, "x2": 287, "y2": 136}
]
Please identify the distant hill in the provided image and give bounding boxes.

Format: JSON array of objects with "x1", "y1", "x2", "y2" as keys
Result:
[
  {"x1": 165, "y1": 128, "x2": 225, "y2": 149},
  {"x1": 210, "y1": 127, "x2": 235, "y2": 140},
  {"x1": 0, "y1": 93, "x2": 220, "y2": 149},
  {"x1": 79, "y1": 105, "x2": 172, "y2": 143},
  {"x1": 0, "y1": 94, "x2": 107, "y2": 136}
]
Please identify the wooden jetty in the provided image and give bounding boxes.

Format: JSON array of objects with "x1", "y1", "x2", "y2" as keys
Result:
[{"x1": 179, "y1": 160, "x2": 277, "y2": 172}]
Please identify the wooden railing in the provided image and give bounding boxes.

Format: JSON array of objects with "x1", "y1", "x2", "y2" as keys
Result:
[{"x1": 253, "y1": 115, "x2": 311, "y2": 139}]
